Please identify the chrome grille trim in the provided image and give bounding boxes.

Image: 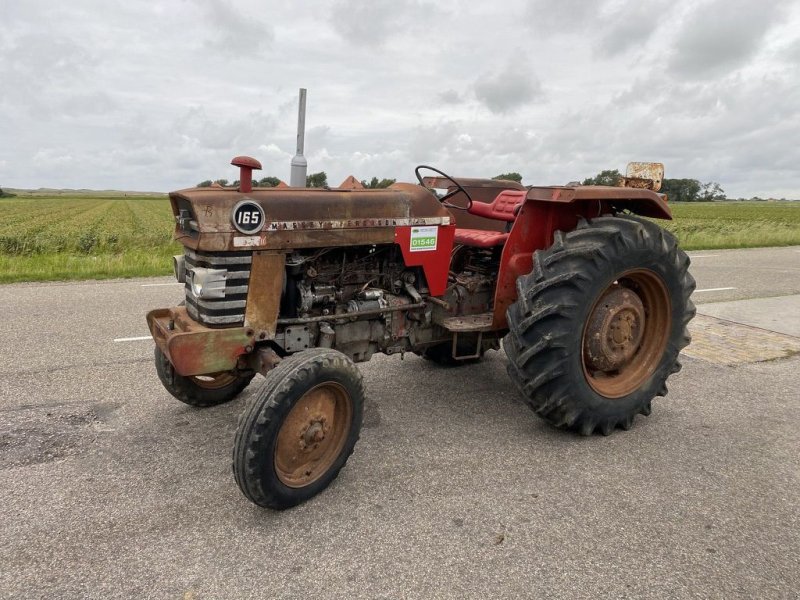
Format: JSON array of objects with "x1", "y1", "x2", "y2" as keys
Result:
[{"x1": 184, "y1": 249, "x2": 251, "y2": 327}]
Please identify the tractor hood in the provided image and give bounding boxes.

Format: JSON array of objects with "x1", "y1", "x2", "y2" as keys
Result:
[{"x1": 169, "y1": 183, "x2": 452, "y2": 252}]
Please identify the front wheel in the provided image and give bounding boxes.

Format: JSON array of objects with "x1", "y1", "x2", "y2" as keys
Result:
[
  {"x1": 154, "y1": 347, "x2": 254, "y2": 408},
  {"x1": 233, "y1": 348, "x2": 364, "y2": 509},
  {"x1": 504, "y1": 216, "x2": 695, "y2": 435}
]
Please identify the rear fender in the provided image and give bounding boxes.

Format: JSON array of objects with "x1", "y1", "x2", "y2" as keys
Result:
[{"x1": 491, "y1": 189, "x2": 671, "y2": 329}]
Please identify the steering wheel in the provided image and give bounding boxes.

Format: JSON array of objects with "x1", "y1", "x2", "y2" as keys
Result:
[{"x1": 415, "y1": 165, "x2": 473, "y2": 211}]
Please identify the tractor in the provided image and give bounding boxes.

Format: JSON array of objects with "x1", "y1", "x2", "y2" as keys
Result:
[{"x1": 147, "y1": 157, "x2": 695, "y2": 509}]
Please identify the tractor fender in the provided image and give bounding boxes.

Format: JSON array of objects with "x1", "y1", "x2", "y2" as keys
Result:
[
  {"x1": 524, "y1": 185, "x2": 672, "y2": 220},
  {"x1": 491, "y1": 186, "x2": 671, "y2": 329}
]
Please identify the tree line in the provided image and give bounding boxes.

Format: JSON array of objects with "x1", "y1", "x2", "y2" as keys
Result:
[
  {"x1": 197, "y1": 172, "x2": 398, "y2": 189},
  {"x1": 195, "y1": 169, "x2": 727, "y2": 202},
  {"x1": 581, "y1": 169, "x2": 726, "y2": 202}
]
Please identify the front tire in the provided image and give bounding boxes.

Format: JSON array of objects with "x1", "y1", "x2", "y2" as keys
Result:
[
  {"x1": 154, "y1": 346, "x2": 254, "y2": 408},
  {"x1": 233, "y1": 348, "x2": 364, "y2": 509},
  {"x1": 504, "y1": 216, "x2": 695, "y2": 435}
]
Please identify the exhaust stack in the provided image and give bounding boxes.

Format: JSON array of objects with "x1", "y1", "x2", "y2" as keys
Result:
[{"x1": 289, "y1": 88, "x2": 308, "y2": 187}]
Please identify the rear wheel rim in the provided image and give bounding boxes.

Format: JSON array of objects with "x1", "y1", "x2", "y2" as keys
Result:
[
  {"x1": 274, "y1": 382, "x2": 353, "y2": 488},
  {"x1": 581, "y1": 269, "x2": 671, "y2": 398}
]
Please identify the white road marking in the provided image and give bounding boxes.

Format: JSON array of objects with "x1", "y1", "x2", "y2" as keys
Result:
[
  {"x1": 141, "y1": 282, "x2": 182, "y2": 287},
  {"x1": 689, "y1": 254, "x2": 720, "y2": 258},
  {"x1": 694, "y1": 287, "x2": 736, "y2": 293},
  {"x1": 113, "y1": 336, "x2": 153, "y2": 343}
]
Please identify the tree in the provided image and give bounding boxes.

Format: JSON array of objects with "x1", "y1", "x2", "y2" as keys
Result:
[
  {"x1": 660, "y1": 178, "x2": 702, "y2": 202},
  {"x1": 361, "y1": 177, "x2": 396, "y2": 188},
  {"x1": 699, "y1": 181, "x2": 726, "y2": 202},
  {"x1": 493, "y1": 172, "x2": 523, "y2": 184},
  {"x1": 213, "y1": 179, "x2": 229, "y2": 187},
  {"x1": 258, "y1": 176, "x2": 282, "y2": 188},
  {"x1": 197, "y1": 180, "x2": 212, "y2": 188},
  {"x1": 306, "y1": 172, "x2": 328, "y2": 188},
  {"x1": 582, "y1": 169, "x2": 622, "y2": 186}
]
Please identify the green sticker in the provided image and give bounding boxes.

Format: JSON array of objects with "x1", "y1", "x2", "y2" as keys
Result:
[{"x1": 410, "y1": 225, "x2": 438, "y2": 252}]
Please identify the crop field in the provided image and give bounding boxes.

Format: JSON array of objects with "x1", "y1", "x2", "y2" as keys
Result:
[
  {"x1": 0, "y1": 195, "x2": 179, "y2": 283},
  {"x1": 0, "y1": 196, "x2": 798, "y2": 283},
  {"x1": 663, "y1": 202, "x2": 800, "y2": 250}
]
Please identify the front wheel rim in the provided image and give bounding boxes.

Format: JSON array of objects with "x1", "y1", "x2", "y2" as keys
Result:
[
  {"x1": 190, "y1": 372, "x2": 238, "y2": 390},
  {"x1": 274, "y1": 382, "x2": 353, "y2": 488},
  {"x1": 581, "y1": 269, "x2": 671, "y2": 399}
]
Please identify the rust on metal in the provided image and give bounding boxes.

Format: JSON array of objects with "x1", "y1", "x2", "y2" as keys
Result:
[
  {"x1": 421, "y1": 176, "x2": 525, "y2": 191},
  {"x1": 274, "y1": 382, "x2": 353, "y2": 487},
  {"x1": 147, "y1": 306, "x2": 254, "y2": 376},
  {"x1": 583, "y1": 287, "x2": 645, "y2": 372},
  {"x1": 191, "y1": 371, "x2": 239, "y2": 389},
  {"x1": 441, "y1": 312, "x2": 493, "y2": 332},
  {"x1": 250, "y1": 346, "x2": 282, "y2": 376},
  {"x1": 621, "y1": 162, "x2": 664, "y2": 192},
  {"x1": 581, "y1": 270, "x2": 672, "y2": 398},
  {"x1": 244, "y1": 251, "x2": 286, "y2": 339},
  {"x1": 276, "y1": 301, "x2": 426, "y2": 326},
  {"x1": 169, "y1": 182, "x2": 450, "y2": 252},
  {"x1": 525, "y1": 185, "x2": 671, "y2": 219}
]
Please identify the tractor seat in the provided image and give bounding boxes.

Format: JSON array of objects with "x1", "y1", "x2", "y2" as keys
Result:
[
  {"x1": 454, "y1": 189, "x2": 524, "y2": 247},
  {"x1": 454, "y1": 229, "x2": 509, "y2": 247}
]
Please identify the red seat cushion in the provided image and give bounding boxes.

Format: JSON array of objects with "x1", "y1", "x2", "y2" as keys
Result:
[
  {"x1": 454, "y1": 229, "x2": 509, "y2": 247},
  {"x1": 467, "y1": 190, "x2": 525, "y2": 222}
]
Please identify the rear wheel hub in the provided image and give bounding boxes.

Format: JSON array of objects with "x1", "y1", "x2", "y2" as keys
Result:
[
  {"x1": 584, "y1": 287, "x2": 645, "y2": 372},
  {"x1": 581, "y1": 269, "x2": 671, "y2": 399}
]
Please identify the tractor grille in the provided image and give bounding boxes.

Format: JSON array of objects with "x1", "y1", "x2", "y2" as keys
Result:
[{"x1": 184, "y1": 249, "x2": 252, "y2": 326}]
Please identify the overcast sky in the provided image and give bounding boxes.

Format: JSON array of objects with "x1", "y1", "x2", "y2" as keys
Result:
[{"x1": 2, "y1": 0, "x2": 799, "y2": 197}]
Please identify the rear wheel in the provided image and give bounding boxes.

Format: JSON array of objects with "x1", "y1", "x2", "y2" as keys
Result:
[
  {"x1": 154, "y1": 346, "x2": 254, "y2": 408},
  {"x1": 504, "y1": 216, "x2": 695, "y2": 435},
  {"x1": 233, "y1": 348, "x2": 364, "y2": 509}
]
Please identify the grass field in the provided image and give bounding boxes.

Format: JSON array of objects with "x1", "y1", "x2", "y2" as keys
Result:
[
  {"x1": 0, "y1": 195, "x2": 179, "y2": 283},
  {"x1": 0, "y1": 196, "x2": 798, "y2": 283},
  {"x1": 663, "y1": 202, "x2": 800, "y2": 250}
]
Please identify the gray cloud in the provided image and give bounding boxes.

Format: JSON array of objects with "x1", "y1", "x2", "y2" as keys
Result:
[
  {"x1": 596, "y1": 0, "x2": 671, "y2": 56},
  {"x1": 669, "y1": 0, "x2": 789, "y2": 78},
  {"x1": 0, "y1": 0, "x2": 798, "y2": 198},
  {"x1": 195, "y1": 0, "x2": 274, "y2": 55},
  {"x1": 474, "y1": 57, "x2": 542, "y2": 114},
  {"x1": 525, "y1": 0, "x2": 598, "y2": 29},
  {"x1": 438, "y1": 90, "x2": 463, "y2": 105},
  {"x1": 329, "y1": 0, "x2": 440, "y2": 46}
]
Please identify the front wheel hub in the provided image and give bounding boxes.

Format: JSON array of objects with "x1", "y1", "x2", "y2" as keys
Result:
[{"x1": 584, "y1": 287, "x2": 645, "y2": 372}]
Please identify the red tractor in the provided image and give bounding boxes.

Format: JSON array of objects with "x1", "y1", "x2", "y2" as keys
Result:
[{"x1": 147, "y1": 158, "x2": 694, "y2": 509}]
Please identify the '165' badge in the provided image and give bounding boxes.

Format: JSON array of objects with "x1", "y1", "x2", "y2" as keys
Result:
[{"x1": 231, "y1": 200, "x2": 265, "y2": 234}]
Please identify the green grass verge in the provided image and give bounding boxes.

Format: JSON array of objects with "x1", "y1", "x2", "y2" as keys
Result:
[
  {"x1": 0, "y1": 197, "x2": 798, "y2": 283},
  {"x1": 0, "y1": 248, "x2": 178, "y2": 284},
  {"x1": 661, "y1": 202, "x2": 800, "y2": 250}
]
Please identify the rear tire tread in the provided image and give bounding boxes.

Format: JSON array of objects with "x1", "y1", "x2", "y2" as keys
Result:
[{"x1": 504, "y1": 215, "x2": 695, "y2": 434}]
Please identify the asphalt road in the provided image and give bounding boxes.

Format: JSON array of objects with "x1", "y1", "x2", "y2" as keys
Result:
[{"x1": 1, "y1": 246, "x2": 798, "y2": 599}]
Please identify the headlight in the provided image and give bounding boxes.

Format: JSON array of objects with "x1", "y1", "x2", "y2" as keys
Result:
[
  {"x1": 173, "y1": 255, "x2": 186, "y2": 283},
  {"x1": 187, "y1": 267, "x2": 227, "y2": 299}
]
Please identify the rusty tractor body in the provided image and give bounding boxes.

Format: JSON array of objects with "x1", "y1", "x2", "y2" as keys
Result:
[{"x1": 148, "y1": 158, "x2": 694, "y2": 509}]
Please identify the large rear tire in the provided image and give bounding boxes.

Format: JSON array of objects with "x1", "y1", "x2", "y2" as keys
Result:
[
  {"x1": 504, "y1": 216, "x2": 695, "y2": 435},
  {"x1": 233, "y1": 348, "x2": 364, "y2": 509}
]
